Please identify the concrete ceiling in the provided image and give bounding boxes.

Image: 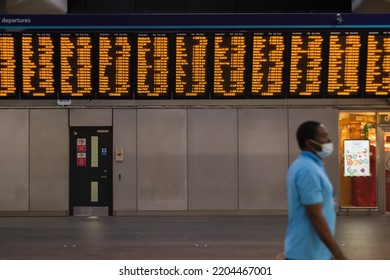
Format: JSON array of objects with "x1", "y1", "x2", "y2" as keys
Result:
[
  {"x1": 353, "y1": 0, "x2": 390, "y2": 12},
  {"x1": 3, "y1": 0, "x2": 390, "y2": 14},
  {"x1": 6, "y1": 0, "x2": 67, "y2": 14}
]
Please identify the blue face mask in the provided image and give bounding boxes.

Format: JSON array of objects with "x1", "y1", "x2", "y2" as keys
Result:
[{"x1": 310, "y1": 140, "x2": 334, "y2": 158}]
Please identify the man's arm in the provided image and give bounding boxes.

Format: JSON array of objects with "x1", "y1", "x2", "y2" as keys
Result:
[{"x1": 305, "y1": 203, "x2": 347, "y2": 260}]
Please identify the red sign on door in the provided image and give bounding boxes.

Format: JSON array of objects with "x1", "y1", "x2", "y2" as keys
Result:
[
  {"x1": 77, "y1": 138, "x2": 86, "y2": 152},
  {"x1": 77, "y1": 152, "x2": 86, "y2": 167}
]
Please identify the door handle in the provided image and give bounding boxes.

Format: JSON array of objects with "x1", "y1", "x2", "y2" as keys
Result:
[{"x1": 100, "y1": 175, "x2": 108, "y2": 179}]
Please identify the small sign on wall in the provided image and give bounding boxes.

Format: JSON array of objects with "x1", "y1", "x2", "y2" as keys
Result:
[
  {"x1": 77, "y1": 138, "x2": 86, "y2": 152},
  {"x1": 344, "y1": 139, "x2": 370, "y2": 177},
  {"x1": 77, "y1": 152, "x2": 86, "y2": 167}
]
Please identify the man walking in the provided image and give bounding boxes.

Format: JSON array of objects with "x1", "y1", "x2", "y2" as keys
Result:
[{"x1": 284, "y1": 121, "x2": 347, "y2": 260}]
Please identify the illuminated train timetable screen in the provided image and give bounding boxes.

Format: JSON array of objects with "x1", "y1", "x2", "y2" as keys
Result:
[
  {"x1": 6, "y1": 28, "x2": 390, "y2": 99},
  {"x1": 98, "y1": 33, "x2": 131, "y2": 98},
  {"x1": 60, "y1": 33, "x2": 93, "y2": 98},
  {"x1": 289, "y1": 32, "x2": 325, "y2": 97},
  {"x1": 213, "y1": 33, "x2": 246, "y2": 97},
  {"x1": 365, "y1": 31, "x2": 390, "y2": 97},
  {"x1": 21, "y1": 33, "x2": 55, "y2": 98},
  {"x1": 327, "y1": 31, "x2": 362, "y2": 97},
  {"x1": 251, "y1": 32, "x2": 285, "y2": 98},
  {"x1": 175, "y1": 33, "x2": 208, "y2": 98},
  {"x1": 0, "y1": 33, "x2": 17, "y2": 98},
  {"x1": 136, "y1": 33, "x2": 169, "y2": 98}
]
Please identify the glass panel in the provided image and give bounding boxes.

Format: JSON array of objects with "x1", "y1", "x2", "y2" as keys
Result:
[
  {"x1": 91, "y1": 136, "x2": 98, "y2": 167},
  {"x1": 91, "y1": 181, "x2": 98, "y2": 202},
  {"x1": 339, "y1": 112, "x2": 377, "y2": 207},
  {"x1": 384, "y1": 131, "x2": 390, "y2": 211}
]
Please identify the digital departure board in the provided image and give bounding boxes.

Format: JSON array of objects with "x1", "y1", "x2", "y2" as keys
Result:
[
  {"x1": 289, "y1": 32, "x2": 324, "y2": 97},
  {"x1": 60, "y1": 33, "x2": 93, "y2": 98},
  {"x1": 213, "y1": 33, "x2": 246, "y2": 97},
  {"x1": 6, "y1": 29, "x2": 390, "y2": 100},
  {"x1": 365, "y1": 31, "x2": 390, "y2": 97},
  {"x1": 21, "y1": 33, "x2": 55, "y2": 98},
  {"x1": 174, "y1": 33, "x2": 208, "y2": 98},
  {"x1": 327, "y1": 32, "x2": 362, "y2": 97},
  {"x1": 251, "y1": 32, "x2": 285, "y2": 98},
  {"x1": 0, "y1": 33, "x2": 17, "y2": 98},
  {"x1": 98, "y1": 33, "x2": 131, "y2": 98},
  {"x1": 136, "y1": 33, "x2": 169, "y2": 98}
]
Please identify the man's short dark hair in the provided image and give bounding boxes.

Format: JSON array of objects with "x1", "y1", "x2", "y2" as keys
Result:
[{"x1": 296, "y1": 121, "x2": 321, "y2": 150}]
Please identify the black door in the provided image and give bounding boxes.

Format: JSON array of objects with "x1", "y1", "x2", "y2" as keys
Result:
[{"x1": 69, "y1": 127, "x2": 113, "y2": 216}]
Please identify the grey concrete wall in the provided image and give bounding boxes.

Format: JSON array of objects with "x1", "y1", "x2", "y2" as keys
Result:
[
  {"x1": 137, "y1": 109, "x2": 187, "y2": 210},
  {"x1": 238, "y1": 109, "x2": 288, "y2": 210},
  {"x1": 113, "y1": 109, "x2": 137, "y2": 211},
  {"x1": 29, "y1": 109, "x2": 69, "y2": 211},
  {"x1": 0, "y1": 106, "x2": 341, "y2": 215},
  {"x1": 188, "y1": 109, "x2": 238, "y2": 210},
  {"x1": 70, "y1": 109, "x2": 112, "y2": 126},
  {"x1": 0, "y1": 110, "x2": 29, "y2": 211}
]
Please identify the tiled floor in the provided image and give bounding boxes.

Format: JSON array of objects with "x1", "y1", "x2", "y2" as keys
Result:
[{"x1": 0, "y1": 215, "x2": 389, "y2": 260}]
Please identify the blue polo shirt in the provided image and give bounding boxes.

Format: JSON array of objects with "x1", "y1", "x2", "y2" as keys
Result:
[{"x1": 284, "y1": 151, "x2": 336, "y2": 260}]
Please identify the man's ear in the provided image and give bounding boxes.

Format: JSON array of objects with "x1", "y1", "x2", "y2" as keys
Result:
[{"x1": 304, "y1": 139, "x2": 312, "y2": 150}]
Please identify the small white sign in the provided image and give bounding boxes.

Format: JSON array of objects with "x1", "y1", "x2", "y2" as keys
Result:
[
  {"x1": 57, "y1": 99, "x2": 71, "y2": 106},
  {"x1": 77, "y1": 153, "x2": 86, "y2": 158},
  {"x1": 344, "y1": 140, "x2": 370, "y2": 177},
  {"x1": 77, "y1": 138, "x2": 86, "y2": 146}
]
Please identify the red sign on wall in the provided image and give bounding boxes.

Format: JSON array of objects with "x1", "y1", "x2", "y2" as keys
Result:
[
  {"x1": 77, "y1": 138, "x2": 86, "y2": 152},
  {"x1": 77, "y1": 152, "x2": 86, "y2": 167}
]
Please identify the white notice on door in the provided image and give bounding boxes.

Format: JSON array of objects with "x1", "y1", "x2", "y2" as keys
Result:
[{"x1": 344, "y1": 139, "x2": 370, "y2": 177}]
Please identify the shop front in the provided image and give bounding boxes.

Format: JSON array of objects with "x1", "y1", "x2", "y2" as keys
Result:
[{"x1": 339, "y1": 111, "x2": 390, "y2": 213}]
